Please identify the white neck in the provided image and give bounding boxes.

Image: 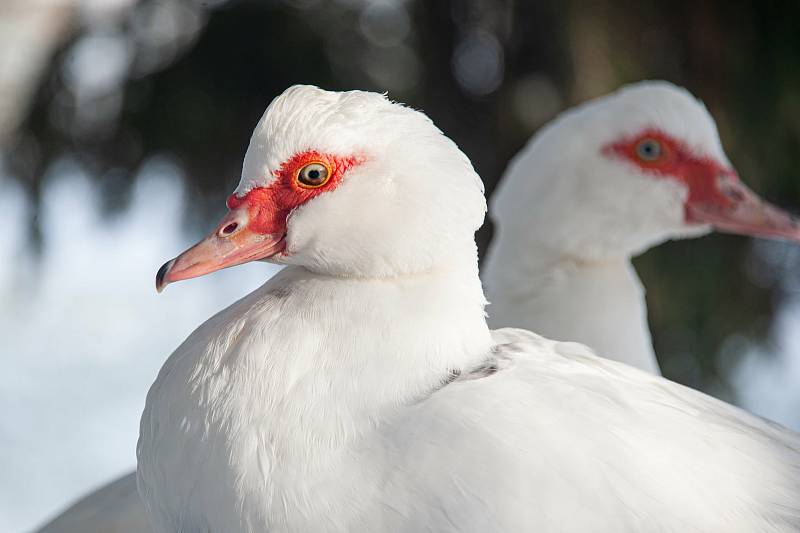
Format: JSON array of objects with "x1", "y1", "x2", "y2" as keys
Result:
[
  {"x1": 259, "y1": 261, "x2": 493, "y2": 457},
  {"x1": 483, "y1": 237, "x2": 660, "y2": 374}
]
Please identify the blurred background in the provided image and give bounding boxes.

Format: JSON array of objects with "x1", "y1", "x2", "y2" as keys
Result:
[{"x1": 1, "y1": 0, "x2": 800, "y2": 531}]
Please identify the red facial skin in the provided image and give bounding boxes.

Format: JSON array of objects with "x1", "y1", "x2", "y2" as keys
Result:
[
  {"x1": 228, "y1": 150, "x2": 362, "y2": 236},
  {"x1": 603, "y1": 129, "x2": 736, "y2": 220},
  {"x1": 601, "y1": 128, "x2": 800, "y2": 241},
  {"x1": 155, "y1": 150, "x2": 362, "y2": 291}
]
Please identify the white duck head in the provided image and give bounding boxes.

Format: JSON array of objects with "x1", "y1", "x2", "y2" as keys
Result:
[
  {"x1": 491, "y1": 81, "x2": 800, "y2": 262},
  {"x1": 156, "y1": 85, "x2": 486, "y2": 290}
]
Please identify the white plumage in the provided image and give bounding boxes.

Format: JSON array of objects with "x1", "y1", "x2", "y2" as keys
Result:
[
  {"x1": 131, "y1": 86, "x2": 800, "y2": 532},
  {"x1": 31, "y1": 85, "x2": 800, "y2": 533},
  {"x1": 485, "y1": 81, "x2": 800, "y2": 375}
]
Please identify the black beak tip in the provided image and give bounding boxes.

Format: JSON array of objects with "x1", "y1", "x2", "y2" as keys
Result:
[{"x1": 156, "y1": 259, "x2": 174, "y2": 293}]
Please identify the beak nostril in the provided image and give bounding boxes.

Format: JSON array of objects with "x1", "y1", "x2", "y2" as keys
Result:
[{"x1": 221, "y1": 222, "x2": 239, "y2": 236}]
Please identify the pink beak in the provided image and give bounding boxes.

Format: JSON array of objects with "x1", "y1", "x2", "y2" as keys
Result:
[
  {"x1": 686, "y1": 174, "x2": 800, "y2": 241},
  {"x1": 156, "y1": 208, "x2": 284, "y2": 293}
]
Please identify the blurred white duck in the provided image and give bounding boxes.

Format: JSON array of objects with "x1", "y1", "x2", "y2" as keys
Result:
[
  {"x1": 128, "y1": 85, "x2": 800, "y2": 532},
  {"x1": 485, "y1": 81, "x2": 800, "y2": 374},
  {"x1": 34, "y1": 474, "x2": 147, "y2": 533}
]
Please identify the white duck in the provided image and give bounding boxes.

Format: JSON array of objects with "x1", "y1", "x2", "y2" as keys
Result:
[
  {"x1": 132, "y1": 85, "x2": 799, "y2": 532},
  {"x1": 485, "y1": 81, "x2": 800, "y2": 375},
  {"x1": 33, "y1": 82, "x2": 800, "y2": 533}
]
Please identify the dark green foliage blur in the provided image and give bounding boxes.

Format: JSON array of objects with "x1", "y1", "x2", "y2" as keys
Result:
[{"x1": 6, "y1": 0, "x2": 800, "y2": 397}]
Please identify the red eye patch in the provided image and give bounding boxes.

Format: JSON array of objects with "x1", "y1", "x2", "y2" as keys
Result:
[
  {"x1": 226, "y1": 151, "x2": 363, "y2": 235},
  {"x1": 603, "y1": 129, "x2": 685, "y2": 175},
  {"x1": 602, "y1": 128, "x2": 735, "y2": 210}
]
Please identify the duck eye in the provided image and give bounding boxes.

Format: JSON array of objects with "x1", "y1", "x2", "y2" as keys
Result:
[
  {"x1": 635, "y1": 138, "x2": 663, "y2": 162},
  {"x1": 297, "y1": 162, "x2": 331, "y2": 188}
]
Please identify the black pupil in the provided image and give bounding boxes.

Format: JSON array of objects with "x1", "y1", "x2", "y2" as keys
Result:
[
  {"x1": 308, "y1": 169, "x2": 320, "y2": 180},
  {"x1": 637, "y1": 140, "x2": 662, "y2": 160}
]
